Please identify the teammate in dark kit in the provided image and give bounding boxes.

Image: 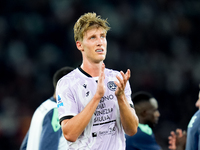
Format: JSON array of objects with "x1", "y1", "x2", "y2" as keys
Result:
[
  {"x1": 20, "y1": 66, "x2": 74, "y2": 150},
  {"x1": 125, "y1": 91, "x2": 162, "y2": 150}
]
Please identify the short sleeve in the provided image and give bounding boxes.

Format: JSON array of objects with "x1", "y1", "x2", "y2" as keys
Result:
[{"x1": 56, "y1": 77, "x2": 79, "y2": 122}]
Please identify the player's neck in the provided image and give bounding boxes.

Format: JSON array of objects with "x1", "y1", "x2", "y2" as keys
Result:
[
  {"x1": 138, "y1": 117, "x2": 145, "y2": 124},
  {"x1": 81, "y1": 61, "x2": 103, "y2": 77},
  {"x1": 53, "y1": 93, "x2": 56, "y2": 99}
]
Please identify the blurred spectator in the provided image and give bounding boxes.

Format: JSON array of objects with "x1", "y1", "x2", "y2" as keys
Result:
[{"x1": 168, "y1": 85, "x2": 200, "y2": 150}]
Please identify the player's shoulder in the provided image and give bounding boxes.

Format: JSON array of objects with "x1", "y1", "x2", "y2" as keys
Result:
[
  {"x1": 125, "y1": 127, "x2": 148, "y2": 140},
  {"x1": 57, "y1": 68, "x2": 79, "y2": 85},
  {"x1": 105, "y1": 68, "x2": 120, "y2": 76},
  {"x1": 192, "y1": 109, "x2": 200, "y2": 121},
  {"x1": 36, "y1": 98, "x2": 57, "y2": 112},
  {"x1": 61, "y1": 68, "x2": 78, "y2": 79},
  {"x1": 194, "y1": 109, "x2": 200, "y2": 123},
  {"x1": 195, "y1": 109, "x2": 200, "y2": 116}
]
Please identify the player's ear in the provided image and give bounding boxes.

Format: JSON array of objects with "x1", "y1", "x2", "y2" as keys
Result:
[
  {"x1": 141, "y1": 106, "x2": 149, "y2": 118},
  {"x1": 141, "y1": 109, "x2": 147, "y2": 117},
  {"x1": 76, "y1": 41, "x2": 84, "y2": 51}
]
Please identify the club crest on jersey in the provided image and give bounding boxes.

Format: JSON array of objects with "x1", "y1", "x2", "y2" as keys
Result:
[{"x1": 107, "y1": 81, "x2": 117, "y2": 91}]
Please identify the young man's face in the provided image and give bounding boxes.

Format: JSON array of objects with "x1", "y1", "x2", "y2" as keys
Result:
[
  {"x1": 145, "y1": 98, "x2": 160, "y2": 128},
  {"x1": 77, "y1": 27, "x2": 107, "y2": 63}
]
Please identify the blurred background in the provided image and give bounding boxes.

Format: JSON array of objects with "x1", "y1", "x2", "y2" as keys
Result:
[{"x1": 0, "y1": 0, "x2": 200, "y2": 149}]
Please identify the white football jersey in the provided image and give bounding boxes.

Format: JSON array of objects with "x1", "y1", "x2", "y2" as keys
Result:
[{"x1": 56, "y1": 68, "x2": 133, "y2": 150}]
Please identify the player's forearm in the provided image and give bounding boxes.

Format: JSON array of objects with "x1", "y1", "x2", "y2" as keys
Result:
[
  {"x1": 61, "y1": 94, "x2": 102, "y2": 142},
  {"x1": 118, "y1": 95, "x2": 138, "y2": 136}
]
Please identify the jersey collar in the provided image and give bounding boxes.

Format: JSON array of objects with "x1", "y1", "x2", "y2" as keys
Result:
[{"x1": 78, "y1": 67, "x2": 92, "y2": 78}]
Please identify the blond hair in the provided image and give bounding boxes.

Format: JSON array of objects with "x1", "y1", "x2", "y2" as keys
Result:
[{"x1": 74, "y1": 12, "x2": 110, "y2": 42}]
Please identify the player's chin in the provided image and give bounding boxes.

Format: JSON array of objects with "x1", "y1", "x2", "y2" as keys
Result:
[
  {"x1": 94, "y1": 58, "x2": 105, "y2": 64},
  {"x1": 154, "y1": 120, "x2": 159, "y2": 125},
  {"x1": 98, "y1": 56, "x2": 106, "y2": 62}
]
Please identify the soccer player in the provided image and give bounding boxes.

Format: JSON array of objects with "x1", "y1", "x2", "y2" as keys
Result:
[
  {"x1": 168, "y1": 86, "x2": 200, "y2": 150},
  {"x1": 125, "y1": 91, "x2": 161, "y2": 150},
  {"x1": 20, "y1": 66, "x2": 74, "y2": 150},
  {"x1": 56, "y1": 12, "x2": 139, "y2": 149}
]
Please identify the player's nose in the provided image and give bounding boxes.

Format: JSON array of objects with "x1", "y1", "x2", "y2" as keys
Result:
[
  {"x1": 96, "y1": 37, "x2": 103, "y2": 46},
  {"x1": 195, "y1": 99, "x2": 200, "y2": 109},
  {"x1": 155, "y1": 110, "x2": 160, "y2": 117}
]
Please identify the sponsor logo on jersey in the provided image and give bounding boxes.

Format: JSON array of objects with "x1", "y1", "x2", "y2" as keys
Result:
[
  {"x1": 57, "y1": 95, "x2": 63, "y2": 108},
  {"x1": 83, "y1": 84, "x2": 87, "y2": 88},
  {"x1": 100, "y1": 94, "x2": 114, "y2": 103},
  {"x1": 107, "y1": 81, "x2": 117, "y2": 91},
  {"x1": 86, "y1": 91, "x2": 90, "y2": 97},
  {"x1": 93, "y1": 121, "x2": 116, "y2": 137},
  {"x1": 92, "y1": 132, "x2": 97, "y2": 137},
  {"x1": 98, "y1": 122, "x2": 116, "y2": 136}
]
